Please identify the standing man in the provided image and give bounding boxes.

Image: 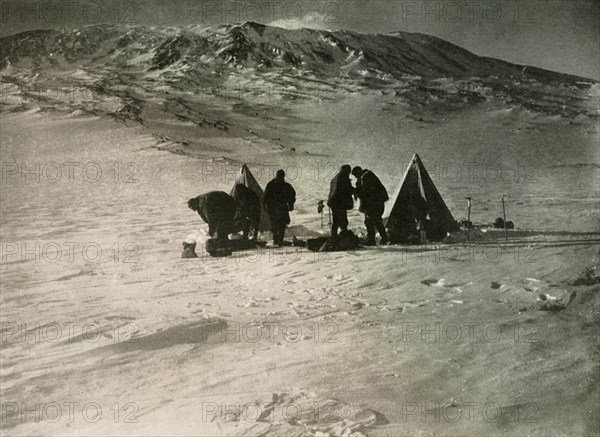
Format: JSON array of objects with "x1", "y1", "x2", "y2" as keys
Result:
[
  {"x1": 352, "y1": 166, "x2": 389, "y2": 246},
  {"x1": 232, "y1": 183, "x2": 261, "y2": 240},
  {"x1": 264, "y1": 169, "x2": 296, "y2": 247},
  {"x1": 327, "y1": 164, "x2": 354, "y2": 236}
]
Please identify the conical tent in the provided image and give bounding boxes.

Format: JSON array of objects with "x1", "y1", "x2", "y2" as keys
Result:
[
  {"x1": 230, "y1": 164, "x2": 271, "y2": 233},
  {"x1": 384, "y1": 154, "x2": 458, "y2": 241}
]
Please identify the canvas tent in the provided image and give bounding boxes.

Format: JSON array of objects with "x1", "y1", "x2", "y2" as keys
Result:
[
  {"x1": 230, "y1": 164, "x2": 271, "y2": 233},
  {"x1": 384, "y1": 153, "x2": 458, "y2": 242}
]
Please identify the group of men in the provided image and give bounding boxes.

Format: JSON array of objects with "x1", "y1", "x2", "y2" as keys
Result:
[
  {"x1": 187, "y1": 169, "x2": 296, "y2": 247},
  {"x1": 328, "y1": 165, "x2": 389, "y2": 246},
  {"x1": 188, "y1": 165, "x2": 390, "y2": 247}
]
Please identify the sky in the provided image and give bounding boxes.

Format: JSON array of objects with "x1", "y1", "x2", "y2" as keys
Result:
[{"x1": 0, "y1": 0, "x2": 598, "y2": 79}]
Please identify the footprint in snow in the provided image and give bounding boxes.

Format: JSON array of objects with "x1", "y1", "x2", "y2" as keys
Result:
[
  {"x1": 326, "y1": 273, "x2": 353, "y2": 281},
  {"x1": 237, "y1": 301, "x2": 259, "y2": 308}
]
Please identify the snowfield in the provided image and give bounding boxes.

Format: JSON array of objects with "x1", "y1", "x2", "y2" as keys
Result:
[{"x1": 1, "y1": 22, "x2": 599, "y2": 437}]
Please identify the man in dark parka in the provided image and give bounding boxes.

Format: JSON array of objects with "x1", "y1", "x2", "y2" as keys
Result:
[
  {"x1": 352, "y1": 166, "x2": 389, "y2": 246},
  {"x1": 187, "y1": 191, "x2": 236, "y2": 241},
  {"x1": 264, "y1": 169, "x2": 296, "y2": 247},
  {"x1": 232, "y1": 183, "x2": 261, "y2": 240},
  {"x1": 327, "y1": 164, "x2": 354, "y2": 236}
]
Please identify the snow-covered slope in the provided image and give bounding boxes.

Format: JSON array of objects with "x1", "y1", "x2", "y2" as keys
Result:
[
  {"x1": 1, "y1": 22, "x2": 593, "y2": 82},
  {"x1": 1, "y1": 22, "x2": 597, "y2": 125},
  {"x1": 1, "y1": 109, "x2": 598, "y2": 437}
]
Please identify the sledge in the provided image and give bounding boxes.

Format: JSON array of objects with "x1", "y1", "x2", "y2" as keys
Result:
[
  {"x1": 205, "y1": 238, "x2": 267, "y2": 257},
  {"x1": 307, "y1": 230, "x2": 361, "y2": 252}
]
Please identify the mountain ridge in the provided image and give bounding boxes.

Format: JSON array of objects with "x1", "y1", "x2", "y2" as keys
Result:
[
  {"x1": 0, "y1": 22, "x2": 596, "y2": 83},
  {"x1": 1, "y1": 21, "x2": 597, "y2": 129}
]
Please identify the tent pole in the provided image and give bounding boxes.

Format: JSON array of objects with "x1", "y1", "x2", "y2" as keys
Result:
[
  {"x1": 317, "y1": 200, "x2": 324, "y2": 229},
  {"x1": 502, "y1": 195, "x2": 507, "y2": 241},
  {"x1": 466, "y1": 197, "x2": 472, "y2": 242},
  {"x1": 321, "y1": 207, "x2": 324, "y2": 229}
]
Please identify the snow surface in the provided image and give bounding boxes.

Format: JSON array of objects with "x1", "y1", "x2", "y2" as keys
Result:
[{"x1": 1, "y1": 23, "x2": 599, "y2": 436}]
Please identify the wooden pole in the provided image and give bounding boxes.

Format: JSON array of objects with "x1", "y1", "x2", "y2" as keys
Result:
[
  {"x1": 502, "y1": 195, "x2": 508, "y2": 240},
  {"x1": 466, "y1": 197, "x2": 472, "y2": 242},
  {"x1": 318, "y1": 200, "x2": 324, "y2": 229}
]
